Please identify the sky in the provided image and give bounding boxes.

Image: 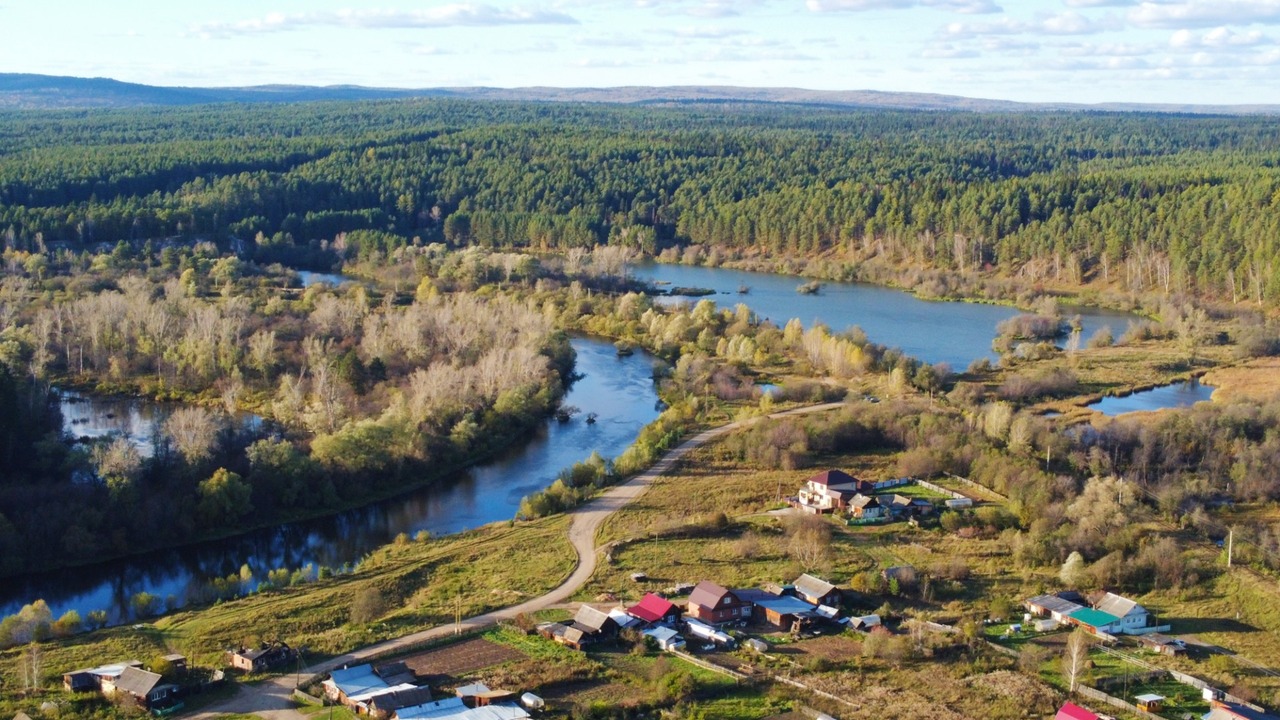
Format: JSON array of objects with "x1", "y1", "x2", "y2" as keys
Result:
[{"x1": 2, "y1": 0, "x2": 1280, "y2": 105}]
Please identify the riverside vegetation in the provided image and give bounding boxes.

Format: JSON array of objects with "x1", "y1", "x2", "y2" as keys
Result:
[{"x1": 1, "y1": 98, "x2": 1280, "y2": 718}]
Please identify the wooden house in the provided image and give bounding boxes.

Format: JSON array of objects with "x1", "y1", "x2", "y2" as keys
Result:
[
  {"x1": 792, "y1": 574, "x2": 842, "y2": 607},
  {"x1": 796, "y1": 470, "x2": 873, "y2": 513},
  {"x1": 627, "y1": 593, "x2": 681, "y2": 626},
  {"x1": 686, "y1": 581, "x2": 748, "y2": 625}
]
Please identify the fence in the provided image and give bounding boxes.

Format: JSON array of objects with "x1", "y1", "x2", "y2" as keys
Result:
[
  {"x1": 915, "y1": 480, "x2": 968, "y2": 500},
  {"x1": 941, "y1": 472, "x2": 1010, "y2": 501},
  {"x1": 1074, "y1": 685, "x2": 1165, "y2": 720}
]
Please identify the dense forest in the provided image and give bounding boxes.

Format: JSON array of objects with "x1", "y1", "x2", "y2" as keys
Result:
[{"x1": 1, "y1": 101, "x2": 1279, "y2": 302}]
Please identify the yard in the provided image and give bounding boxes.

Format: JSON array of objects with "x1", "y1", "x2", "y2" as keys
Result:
[{"x1": 399, "y1": 636, "x2": 527, "y2": 679}]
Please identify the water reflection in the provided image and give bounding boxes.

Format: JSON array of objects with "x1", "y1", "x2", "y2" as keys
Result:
[
  {"x1": 2, "y1": 337, "x2": 660, "y2": 621},
  {"x1": 633, "y1": 262, "x2": 1139, "y2": 369},
  {"x1": 1087, "y1": 379, "x2": 1215, "y2": 416}
]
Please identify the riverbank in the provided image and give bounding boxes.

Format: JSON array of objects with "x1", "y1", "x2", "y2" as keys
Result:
[{"x1": 0, "y1": 402, "x2": 845, "y2": 720}]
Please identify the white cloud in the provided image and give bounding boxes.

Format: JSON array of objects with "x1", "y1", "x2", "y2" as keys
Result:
[
  {"x1": 1129, "y1": 1, "x2": 1280, "y2": 29},
  {"x1": 192, "y1": 4, "x2": 578, "y2": 37},
  {"x1": 1063, "y1": 0, "x2": 1134, "y2": 7},
  {"x1": 807, "y1": 0, "x2": 1001, "y2": 13},
  {"x1": 1170, "y1": 26, "x2": 1268, "y2": 48},
  {"x1": 921, "y1": 42, "x2": 980, "y2": 57},
  {"x1": 674, "y1": 25, "x2": 748, "y2": 38},
  {"x1": 1058, "y1": 41, "x2": 1151, "y2": 56},
  {"x1": 945, "y1": 11, "x2": 1102, "y2": 37}
]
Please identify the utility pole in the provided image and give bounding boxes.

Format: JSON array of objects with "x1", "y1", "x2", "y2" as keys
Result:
[
  {"x1": 455, "y1": 590, "x2": 462, "y2": 635},
  {"x1": 1227, "y1": 528, "x2": 1234, "y2": 568}
]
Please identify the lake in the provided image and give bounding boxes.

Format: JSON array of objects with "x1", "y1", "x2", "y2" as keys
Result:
[
  {"x1": 1087, "y1": 379, "x2": 1215, "y2": 416},
  {"x1": 1, "y1": 337, "x2": 660, "y2": 621},
  {"x1": 632, "y1": 262, "x2": 1138, "y2": 369}
]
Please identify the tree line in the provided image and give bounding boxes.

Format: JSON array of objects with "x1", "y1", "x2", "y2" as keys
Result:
[{"x1": 1, "y1": 101, "x2": 1280, "y2": 301}]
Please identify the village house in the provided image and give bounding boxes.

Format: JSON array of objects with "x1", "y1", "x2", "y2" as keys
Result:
[
  {"x1": 571, "y1": 605, "x2": 620, "y2": 644},
  {"x1": 367, "y1": 687, "x2": 436, "y2": 720},
  {"x1": 1025, "y1": 592, "x2": 1087, "y2": 623},
  {"x1": 735, "y1": 589, "x2": 818, "y2": 632},
  {"x1": 686, "y1": 581, "x2": 749, "y2": 625},
  {"x1": 102, "y1": 666, "x2": 179, "y2": 711},
  {"x1": 848, "y1": 494, "x2": 887, "y2": 520},
  {"x1": 795, "y1": 469, "x2": 873, "y2": 514},
  {"x1": 627, "y1": 592, "x2": 682, "y2": 626},
  {"x1": 63, "y1": 661, "x2": 144, "y2": 694},
  {"x1": 228, "y1": 642, "x2": 295, "y2": 673},
  {"x1": 1092, "y1": 592, "x2": 1153, "y2": 633},
  {"x1": 791, "y1": 573, "x2": 843, "y2": 608},
  {"x1": 324, "y1": 663, "x2": 428, "y2": 711},
  {"x1": 881, "y1": 494, "x2": 934, "y2": 518}
]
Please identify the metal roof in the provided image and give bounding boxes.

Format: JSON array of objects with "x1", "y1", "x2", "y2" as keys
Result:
[
  {"x1": 326, "y1": 665, "x2": 388, "y2": 698},
  {"x1": 793, "y1": 573, "x2": 837, "y2": 600},
  {"x1": 627, "y1": 593, "x2": 676, "y2": 623},
  {"x1": 1028, "y1": 594, "x2": 1085, "y2": 616},
  {"x1": 1069, "y1": 608, "x2": 1121, "y2": 628},
  {"x1": 112, "y1": 667, "x2": 163, "y2": 698},
  {"x1": 1095, "y1": 592, "x2": 1143, "y2": 618}
]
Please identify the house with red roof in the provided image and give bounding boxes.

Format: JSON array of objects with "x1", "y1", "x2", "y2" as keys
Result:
[
  {"x1": 627, "y1": 593, "x2": 681, "y2": 626},
  {"x1": 795, "y1": 469, "x2": 873, "y2": 514},
  {"x1": 1055, "y1": 701, "x2": 1098, "y2": 720}
]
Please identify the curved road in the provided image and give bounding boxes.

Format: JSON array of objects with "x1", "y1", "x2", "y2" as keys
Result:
[{"x1": 192, "y1": 401, "x2": 845, "y2": 719}]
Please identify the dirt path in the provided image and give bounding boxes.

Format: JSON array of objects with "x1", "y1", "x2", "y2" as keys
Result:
[{"x1": 189, "y1": 401, "x2": 845, "y2": 719}]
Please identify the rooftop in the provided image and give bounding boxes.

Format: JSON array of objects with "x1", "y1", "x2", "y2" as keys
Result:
[
  {"x1": 628, "y1": 593, "x2": 677, "y2": 623},
  {"x1": 1069, "y1": 608, "x2": 1121, "y2": 629}
]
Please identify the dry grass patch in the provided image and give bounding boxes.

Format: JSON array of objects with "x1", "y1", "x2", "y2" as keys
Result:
[{"x1": 1203, "y1": 356, "x2": 1280, "y2": 404}]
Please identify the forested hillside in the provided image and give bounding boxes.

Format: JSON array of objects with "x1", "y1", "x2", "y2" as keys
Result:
[{"x1": 2, "y1": 100, "x2": 1280, "y2": 302}]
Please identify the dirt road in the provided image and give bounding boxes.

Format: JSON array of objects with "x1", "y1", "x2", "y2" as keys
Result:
[{"x1": 190, "y1": 401, "x2": 845, "y2": 718}]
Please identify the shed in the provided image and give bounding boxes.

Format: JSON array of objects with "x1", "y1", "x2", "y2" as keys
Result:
[
  {"x1": 1135, "y1": 694, "x2": 1164, "y2": 712},
  {"x1": 160, "y1": 654, "x2": 187, "y2": 675},
  {"x1": 849, "y1": 614, "x2": 881, "y2": 631},
  {"x1": 1026, "y1": 593, "x2": 1086, "y2": 622},
  {"x1": 367, "y1": 686, "x2": 434, "y2": 719},
  {"x1": 642, "y1": 626, "x2": 686, "y2": 651}
]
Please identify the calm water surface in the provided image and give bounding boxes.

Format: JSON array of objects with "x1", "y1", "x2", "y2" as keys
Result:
[
  {"x1": 633, "y1": 263, "x2": 1138, "y2": 369},
  {"x1": 1087, "y1": 379, "x2": 1215, "y2": 416},
  {"x1": 1, "y1": 337, "x2": 660, "y2": 621}
]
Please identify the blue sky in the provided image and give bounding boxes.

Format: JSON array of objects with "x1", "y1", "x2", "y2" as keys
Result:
[{"x1": 3, "y1": 0, "x2": 1280, "y2": 104}]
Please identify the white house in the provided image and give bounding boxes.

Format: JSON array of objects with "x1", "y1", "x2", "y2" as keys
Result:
[{"x1": 1093, "y1": 592, "x2": 1152, "y2": 633}]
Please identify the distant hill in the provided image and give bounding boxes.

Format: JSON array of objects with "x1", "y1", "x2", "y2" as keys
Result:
[{"x1": 2, "y1": 73, "x2": 1278, "y2": 115}]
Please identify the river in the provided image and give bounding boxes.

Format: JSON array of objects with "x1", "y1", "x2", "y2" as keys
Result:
[
  {"x1": 0, "y1": 337, "x2": 661, "y2": 621},
  {"x1": 631, "y1": 262, "x2": 1137, "y2": 369}
]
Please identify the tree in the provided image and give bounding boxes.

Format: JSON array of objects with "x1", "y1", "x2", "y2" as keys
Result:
[
  {"x1": 1060, "y1": 550, "x2": 1088, "y2": 587},
  {"x1": 197, "y1": 468, "x2": 254, "y2": 526},
  {"x1": 786, "y1": 514, "x2": 832, "y2": 570},
  {"x1": 164, "y1": 405, "x2": 223, "y2": 464},
  {"x1": 1064, "y1": 628, "x2": 1091, "y2": 693}
]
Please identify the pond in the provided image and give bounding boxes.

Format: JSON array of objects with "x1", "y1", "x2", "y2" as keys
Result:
[
  {"x1": 297, "y1": 270, "x2": 359, "y2": 287},
  {"x1": 632, "y1": 262, "x2": 1138, "y2": 369},
  {"x1": 59, "y1": 391, "x2": 263, "y2": 459},
  {"x1": 1, "y1": 337, "x2": 661, "y2": 622},
  {"x1": 1086, "y1": 379, "x2": 1215, "y2": 416}
]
